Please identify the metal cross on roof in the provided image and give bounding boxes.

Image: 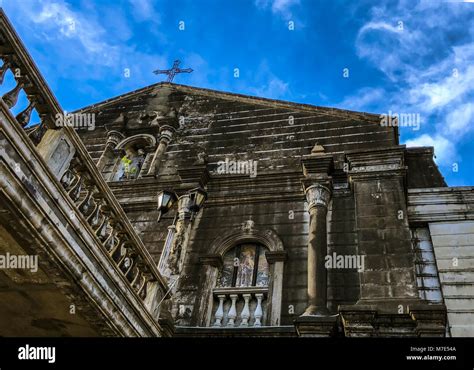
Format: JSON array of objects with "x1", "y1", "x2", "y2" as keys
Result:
[{"x1": 153, "y1": 60, "x2": 193, "y2": 82}]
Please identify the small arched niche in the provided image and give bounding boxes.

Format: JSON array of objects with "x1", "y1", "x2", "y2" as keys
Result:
[
  {"x1": 197, "y1": 224, "x2": 287, "y2": 328},
  {"x1": 110, "y1": 134, "x2": 156, "y2": 181}
]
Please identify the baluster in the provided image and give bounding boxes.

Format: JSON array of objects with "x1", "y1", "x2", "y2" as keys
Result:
[
  {"x1": 131, "y1": 267, "x2": 141, "y2": 287},
  {"x1": 78, "y1": 188, "x2": 94, "y2": 216},
  {"x1": 240, "y1": 294, "x2": 251, "y2": 327},
  {"x1": 60, "y1": 169, "x2": 76, "y2": 190},
  {"x1": 87, "y1": 202, "x2": 102, "y2": 227},
  {"x1": 28, "y1": 121, "x2": 47, "y2": 146},
  {"x1": 109, "y1": 239, "x2": 125, "y2": 261},
  {"x1": 227, "y1": 294, "x2": 238, "y2": 327},
  {"x1": 117, "y1": 247, "x2": 128, "y2": 267},
  {"x1": 213, "y1": 295, "x2": 226, "y2": 327},
  {"x1": 15, "y1": 100, "x2": 35, "y2": 127},
  {"x1": 123, "y1": 255, "x2": 135, "y2": 278},
  {"x1": 104, "y1": 232, "x2": 119, "y2": 252},
  {"x1": 0, "y1": 60, "x2": 11, "y2": 84},
  {"x1": 254, "y1": 293, "x2": 264, "y2": 327},
  {"x1": 2, "y1": 79, "x2": 24, "y2": 108},
  {"x1": 137, "y1": 274, "x2": 149, "y2": 299},
  {"x1": 68, "y1": 174, "x2": 83, "y2": 202},
  {"x1": 95, "y1": 218, "x2": 107, "y2": 239}
]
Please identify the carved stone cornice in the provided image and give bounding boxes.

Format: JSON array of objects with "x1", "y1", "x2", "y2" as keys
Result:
[
  {"x1": 265, "y1": 250, "x2": 288, "y2": 264},
  {"x1": 301, "y1": 153, "x2": 334, "y2": 177},
  {"x1": 178, "y1": 164, "x2": 210, "y2": 188},
  {"x1": 407, "y1": 187, "x2": 474, "y2": 222},
  {"x1": 199, "y1": 254, "x2": 223, "y2": 268},
  {"x1": 345, "y1": 146, "x2": 406, "y2": 178}
]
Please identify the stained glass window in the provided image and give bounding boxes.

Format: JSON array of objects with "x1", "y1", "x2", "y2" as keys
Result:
[{"x1": 217, "y1": 243, "x2": 269, "y2": 288}]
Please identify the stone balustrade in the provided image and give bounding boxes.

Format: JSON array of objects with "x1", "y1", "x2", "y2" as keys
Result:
[
  {"x1": 59, "y1": 159, "x2": 167, "y2": 302},
  {"x1": 0, "y1": 9, "x2": 170, "y2": 333},
  {"x1": 0, "y1": 10, "x2": 62, "y2": 144},
  {"x1": 211, "y1": 287, "x2": 268, "y2": 327}
]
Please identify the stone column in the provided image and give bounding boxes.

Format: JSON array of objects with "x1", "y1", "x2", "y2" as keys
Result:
[
  {"x1": 146, "y1": 125, "x2": 174, "y2": 176},
  {"x1": 303, "y1": 183, "x2": 331, "y2": 316},
  {"x1": 96, "y1": 130, "x2": 123, "y2": 172}
]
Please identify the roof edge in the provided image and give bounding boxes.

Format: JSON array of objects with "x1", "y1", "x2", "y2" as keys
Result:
[{"x1": 73, "y1": 82, "x2": 383, "y2": 123}]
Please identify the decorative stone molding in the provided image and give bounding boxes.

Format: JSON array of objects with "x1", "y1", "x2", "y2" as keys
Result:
[
  {"x1": 409, "y1": 304, "x2": 447, "y2": 337},
  {"x1": 265, "y1": 250, "x2": 288, "y2": 264},
  {"x1": 36, "y1": 128, "x2": 76, "y2": 180},
  {"x1": 407, "y1": 187, "x2": 474, "y2": 222},
  {"x1": 199, "y1": 254, "x2": 223, "y2": 268},
  {"x1": 301, "y1": 153, "x2": 333, "y2": 177},
  {"x1": 115, "y1": 133, "x2": 157, "y2": 150},
  {"x1": 345, "y1": 146, "x2": 405, "y2": 176},
  {"x1": 294, "y1": 315, "x2": 338, "y2": 337},
  {"x1": 177, "y1": 164, "x2": 210, "y2": 188},
  {"x1": 241, "y1": 219, "x2": 255, "y2": 232},
  {"x1": 208, "y1": 226, "x2": 285, "y2": 256},
  {"x1": 339, "y1": 304, "x2": 447, "y2": 337}
]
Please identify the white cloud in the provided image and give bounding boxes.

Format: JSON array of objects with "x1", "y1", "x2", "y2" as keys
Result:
[
  {"x1": 342, "y1": 0, "x2": 474, "y2": 168},
  {"x1": 253, "y1": 76, "x2": 289, "y2": 99},
  {"x1": 23, "y1": 0, "x2": 120, "y2": 66},
  {"x1": 246, "y1": 61, "x2": 289, "y2": 99},
  {"x1": 6, "y1": 0, "x2": 168, "y2": 88},
  {"x1": 446, "y1": 102, "x2": 474, "y2": 135},
  {"x1": 255, "y1": 0, "x2": 300, "y2": 19},
  {"x1": 339, "y1": 87, "x2": 385, "y2": 112},
  {"x1": 128, "y1": 0, "x2": 161, "y2": 23},
  {"x1": 405, "y1": 134, "x2": 456, "y2": 165}
]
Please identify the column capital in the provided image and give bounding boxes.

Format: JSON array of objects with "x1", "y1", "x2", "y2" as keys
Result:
[
  {"x1": 106, "y1": 130, "x2": 124, "y2": 147},
  {"x1": 177, "y1": 194, "x2": 192, "y2": 219},
  {"x1": 304, "y1": 183, "x2": 332, "y2": 210},
  {"x1": 159, "y1": 125, "x2": 175, "y2": 143}
]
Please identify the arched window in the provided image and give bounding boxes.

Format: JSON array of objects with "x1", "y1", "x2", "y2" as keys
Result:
[
  {"x1": 199, "y1": 226, "x2": 286, "y2": 327},
  {"x1": 218, "y1": 243, "x2": 269, "y2": 288}
]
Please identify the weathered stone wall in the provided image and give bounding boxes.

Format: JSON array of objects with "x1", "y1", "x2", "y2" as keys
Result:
[
  {"x1": 75, "y1": 83, "x2": 446, "y2": 328},
  {"x1": 429, "y1": 221, "x2": 474, "y2": 336}
]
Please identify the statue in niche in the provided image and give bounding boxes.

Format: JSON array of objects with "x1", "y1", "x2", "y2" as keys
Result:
[
  {"x1": 237, "y1": 248, "x2": 255, "y2": 287},
  {"x1": 117, "y1": 147, "x2": 146, "y2": 180}
]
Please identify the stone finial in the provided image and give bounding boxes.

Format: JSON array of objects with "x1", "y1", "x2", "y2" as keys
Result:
[
  {"x1": 311, "y1": 143, "x2": 325, "y2": 154},
  {"x1": 241, "y1": 219, "x2": 255, "y2": 232},
  {"x1": 194, "y1": 151, "x2": 208, "y2": 165}
]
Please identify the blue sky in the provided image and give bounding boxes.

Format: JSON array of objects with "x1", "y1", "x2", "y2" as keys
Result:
[{"x1": 2, "y1": 0, "x2": 474, "y2": 185}]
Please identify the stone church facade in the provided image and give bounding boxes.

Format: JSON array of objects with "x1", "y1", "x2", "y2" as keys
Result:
[{"x1": 0, "y1": 9, "x2": 473, "y2": 337}]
